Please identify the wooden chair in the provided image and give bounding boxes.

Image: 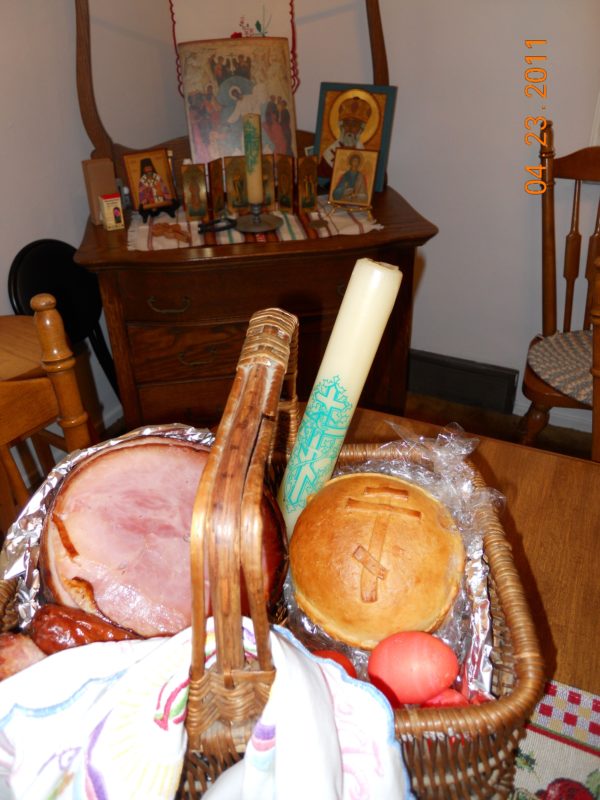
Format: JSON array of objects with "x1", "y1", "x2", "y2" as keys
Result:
[
  {"x1": 8, "y1": 238, "x2": 119, "y2": 398},
  {"x1": 519, "y1": 120, "x2": 600, "y2": 461},
  {"x1": 0, "y1": 293, "x2": 93, "y2": 533}
]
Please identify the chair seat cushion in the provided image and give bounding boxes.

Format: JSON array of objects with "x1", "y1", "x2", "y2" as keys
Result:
[{"x1": 527, "y1": 329, "x2": 592, "y2": 405}]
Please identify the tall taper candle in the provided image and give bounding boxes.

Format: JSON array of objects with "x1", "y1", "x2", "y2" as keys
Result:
[
  {"x1": 278, "y1": 257, "x2": 402, "y2": 537},
  {"x1": 243, "y1": 113, "x2": 263, "y2": 206}
]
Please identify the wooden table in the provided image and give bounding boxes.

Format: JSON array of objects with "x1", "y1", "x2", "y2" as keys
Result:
[
  {"x1": 0, "y1": 315, "x2": 44, "y2": 534},
  {"x1": 348, "y1": 408, "x2": 600, "y2": 695},
  {"x1": 0, "y1": 316, "x2": 42, "y2": 381},
  {"x1": 75, "y1": 187, "x2": 437, "y2": 430}
]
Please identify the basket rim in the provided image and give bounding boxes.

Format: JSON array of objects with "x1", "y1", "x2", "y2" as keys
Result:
[
  {"x1": 172, "y1": 305, "x2": 545, "y2": 760},
  {"x1": 335, "y1": 442, "x2": 546, "y2": 738}
]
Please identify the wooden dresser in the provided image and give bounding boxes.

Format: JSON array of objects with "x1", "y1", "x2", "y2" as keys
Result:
[
  {"x1": 75, "y1": 188, "x2": 437, "y2": 429},
  {"x1": 73, "y1": 0, "x2": 436, "y2": 430}
]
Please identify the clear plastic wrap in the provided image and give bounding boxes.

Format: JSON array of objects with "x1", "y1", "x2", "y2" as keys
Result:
[
  {"x1": 284, "y1": 422, "x2": 505, "y2": 701},
  {"x1": 2, "y1": 419, "x2": 502, "y2": 702},
  {"x1": 0, "y1": 424, "x2": 214, "y2": 630}
]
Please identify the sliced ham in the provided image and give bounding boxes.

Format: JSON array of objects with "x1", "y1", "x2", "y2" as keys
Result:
[
  {"x1": 39, "y1": 437, "x2": 210, "y2": 636},
  {"x1": 38, "y1": 436, "x2": 288, "y2": 638}
]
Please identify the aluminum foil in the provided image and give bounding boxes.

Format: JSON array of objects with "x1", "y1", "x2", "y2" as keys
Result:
[
  {"x1": 284, "y1": 422, "x2": 504, "y2": 699},
  {"x1": 2, "y1": 420, "x2": 499, "y2": 699},
  {"x1": 0, "y1": 424, "x2": 214, "y2": 630}
]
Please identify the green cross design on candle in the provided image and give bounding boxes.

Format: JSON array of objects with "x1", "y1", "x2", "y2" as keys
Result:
[{"x1": 281, "y1": 375, "x2": 352, "y2": 515}]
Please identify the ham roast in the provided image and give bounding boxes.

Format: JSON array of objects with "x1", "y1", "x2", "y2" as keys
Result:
[{"x1": 39, "y1": 436, "x2": 287, "y2": 637}]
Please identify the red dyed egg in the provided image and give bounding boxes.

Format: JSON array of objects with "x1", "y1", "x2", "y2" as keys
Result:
[
  {"x1": 368, "y1": 631, "x2": 459, "y2": 706},
  {"x1": 313, "y1": 649, "x2": 358, "y2": 678},
  {"x1": 422, "y1": 687, "x2": 469, "y2": 708}
]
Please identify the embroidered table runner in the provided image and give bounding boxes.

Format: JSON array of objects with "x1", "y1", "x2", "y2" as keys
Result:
[
  {"x1": 126, "y1": 201, "x2": 383, "y2": 252},
  {"x1": 511, "y1": 679, "x2": 599, "y2": 798}
]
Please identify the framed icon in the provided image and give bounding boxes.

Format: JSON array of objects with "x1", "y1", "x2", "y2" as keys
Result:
[
  {"x1": 314, "y1": 82, "x2": 396, "y2": 192},
  {"x1": 181, "y1": 163, "x2": 209, "y2": 221},
  {"x1": 275, "y1": 154, "x2": 294, "y2": 213},
  {"x1": 208, "y1": 157, "x2": 226, "y2": 217},
  {"x1": 179, "y1": 37, "x2": 298, "y2": 164},
  {"x1": 328, "y1": 148, "x2": 378, "y2": 208},
  {"x1": 124, "y1": 148, "x2": 177, "y2": 211},
  {"x1": 224, "y1": 155, "x2": 249, "y2": 214},
  {"x1": 261, "y1": 154, "x2": 276, "y2": 212},
  {"x1": 297, "y1": 155, "x2": 318, "y2": 213}
]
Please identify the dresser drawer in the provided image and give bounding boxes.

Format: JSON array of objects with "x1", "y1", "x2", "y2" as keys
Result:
[
  {"x1": 127, "y1": 322, "x2": 248, "y2": 383},
  {"x1": 138, "y1": 378, "x2": 236, "y2": 427},
  {"x1": 128, "y1": 311, "x2": 338, "y2": 392},
  {"x1": 117, "y1": 259, "x2": 352, "y2": 323}
]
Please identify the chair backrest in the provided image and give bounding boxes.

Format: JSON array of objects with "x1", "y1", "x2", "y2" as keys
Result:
[
  {"x1": 0, "y1": 294, "x2": 93, "y2": 527},
  {"x1": 539, "y1": 121, "x2": 600, "y2": 337},
  {"x1": 8, "y1": 239, "x2": 103, "y2": 344},
  {"x1": 8, "y1": 239, "x2": 120, "y2": 397}
]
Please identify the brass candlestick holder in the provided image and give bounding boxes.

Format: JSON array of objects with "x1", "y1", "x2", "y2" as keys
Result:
[{"x1": 235, "y1": 203, "x2": 283, "y2": 234}]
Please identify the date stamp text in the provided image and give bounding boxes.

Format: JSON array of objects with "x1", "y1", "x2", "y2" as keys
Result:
[{"x1": 523, "y1": 39, "x2": 548, "y2": 195}]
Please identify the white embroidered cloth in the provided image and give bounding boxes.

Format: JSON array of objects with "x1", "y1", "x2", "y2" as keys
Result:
[
  {"x1": 0, "y1": 621, "x2": 411, "y2": 800},
  {"x1": 169, "y1": 0, "x2": 299, "y2": 92}
]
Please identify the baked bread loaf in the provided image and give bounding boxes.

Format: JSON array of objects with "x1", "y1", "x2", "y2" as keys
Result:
[{"x1": 289, "y1": 472, "x2": 465, "y2": 650}]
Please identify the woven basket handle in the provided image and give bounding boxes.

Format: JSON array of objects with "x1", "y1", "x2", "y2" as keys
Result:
[{"x1": 189, "y1": 308, "x2": 298, "y2": 682}]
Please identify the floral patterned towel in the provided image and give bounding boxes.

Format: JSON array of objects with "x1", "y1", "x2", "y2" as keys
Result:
[
  {"x1": 0, "y1": 621, "x2": 411, "y2": 800},
  {"x1": 0, "y1": 621, "x2": 253, "y2": 799},
  {"x1": 511, "y1": 680, "x2": 599, "y2": 799},
  {"x1": 204, "y1": 626, "x2": 412, "y2": 800},
  {"x1": 0, "y1": 631, "x2": 191, "y2": 799}
]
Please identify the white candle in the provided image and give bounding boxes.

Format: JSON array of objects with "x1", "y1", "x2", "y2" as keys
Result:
[
  {"x1": 243, "y1": 113, "x2": 263, "y2": 206},
  {"x1": 278, "y1": 257, "x2": 402, "y2": 537}
]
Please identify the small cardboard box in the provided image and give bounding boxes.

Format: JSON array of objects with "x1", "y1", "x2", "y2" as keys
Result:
[
  {"x1": 99, "y1": 193, "x2": 125, "y2": 231},
  {"x1": 82, "y1": 158, "x2": 117, "y2": 224}
]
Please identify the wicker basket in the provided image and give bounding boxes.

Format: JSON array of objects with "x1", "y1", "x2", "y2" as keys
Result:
[{"x1": 178, "y1": 307, "x2": 546, "y2": 799}]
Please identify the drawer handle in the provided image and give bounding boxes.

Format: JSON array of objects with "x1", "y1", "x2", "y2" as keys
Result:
[
  {"x1": 336, "y1": 282, "x2": 347, "y2": 297},
  {"x1": 178, "y1": 347, "x2": 216, "y2": 367},
  {"x1": 147, "y1": 295, "x2": 191, "y2": 314}
]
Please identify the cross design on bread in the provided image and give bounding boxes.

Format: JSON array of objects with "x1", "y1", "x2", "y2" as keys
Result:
[{"x1": 348, "y1": 484, "x2": 422, "y2": 603}]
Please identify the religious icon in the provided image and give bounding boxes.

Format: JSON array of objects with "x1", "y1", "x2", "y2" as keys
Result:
[
  {"x1": 224, "y1": 155, "x2": 249, "y2": 214},
  {"x1": 262, "y1": 154, "x2": 276, "y2": 211},
  {"x1": 328, "y1": 148, "x2": 378, "y2": 209},
  {"x1": 297, "y1": 155, "x2": 318, "y2": 213},
  {"x1": 124, "y1": 148, "x2": 177, "y2": 211},
  {"x1": 275, "y1": 153, "x2": 294, "y2": 213},
  {"x1": 314, "y1": 83, "x2": 396, "y2": 192},
  {"x1": 208, "y1": 157, "x2": 226, "y2": 217},
  {"x1": 179, "y1": 37, "x2": 298, "y2": 165},
  {"x1": 181, "y1": 163, "x2": 209, "y2": 221}
]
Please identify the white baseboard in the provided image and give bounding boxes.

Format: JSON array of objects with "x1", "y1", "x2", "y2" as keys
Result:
[{"x1": 512, "y1": 398, "x2": 592, "y2": 433}]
